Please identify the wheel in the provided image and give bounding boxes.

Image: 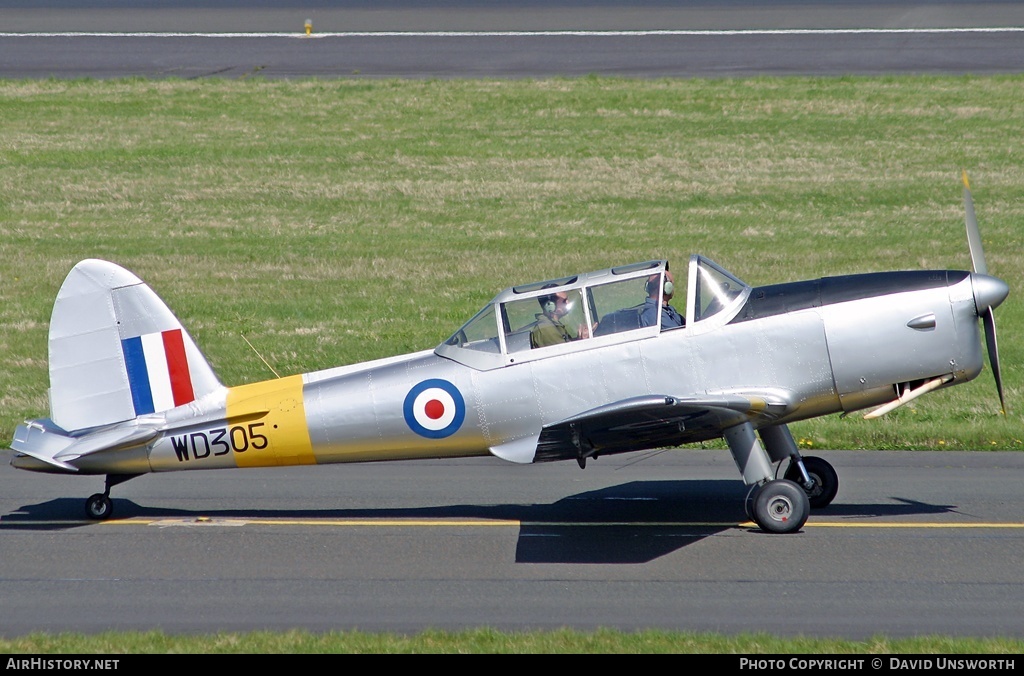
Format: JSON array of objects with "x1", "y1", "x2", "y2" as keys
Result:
[
  {"x1": 784, "y1": 455, "x2": 839, "y2": 508},
  {"x1": 752, "y1": 479, "x2": 809, "y2": 534},
  {"x1": 85, "y1": 493, "x2": 113, "y2": 520}
]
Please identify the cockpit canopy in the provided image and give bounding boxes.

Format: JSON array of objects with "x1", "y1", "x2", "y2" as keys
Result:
[{"x1": 435, "y1": 256, "x2": 749, "y2": 370}]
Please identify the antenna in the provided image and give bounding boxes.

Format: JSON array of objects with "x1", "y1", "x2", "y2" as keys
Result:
[{"x1": 241, "y1": 333, "x2": 281, "y2": 378}]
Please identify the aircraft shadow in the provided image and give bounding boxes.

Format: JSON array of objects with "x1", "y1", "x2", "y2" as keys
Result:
[{"x1": 0, "y1": 481, "x2": 961, "y2": 564}]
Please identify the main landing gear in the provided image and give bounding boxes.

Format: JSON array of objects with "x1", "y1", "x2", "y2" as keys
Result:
[
  {"x1": 84, "y1": 474, "x2": 140, "y2": 521},
  {"x1": 727, "y1": 422, "x2": 839, "y2": 534}
]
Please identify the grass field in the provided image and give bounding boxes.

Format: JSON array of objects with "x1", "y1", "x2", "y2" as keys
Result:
[
  {"x1": 1, "y1": 628, "x2": 1022, "y2": 654},
  {"x1": 1, "y1": 75, "x2": 1022, "y2": 652},
  {"x1": 1, "y1": 75, "x2": 1021, "y2": 450}
]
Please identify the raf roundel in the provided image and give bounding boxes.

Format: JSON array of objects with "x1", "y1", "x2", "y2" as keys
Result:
[{"x1": 403, "y1": 379, "x2": 466, "y2": 439}]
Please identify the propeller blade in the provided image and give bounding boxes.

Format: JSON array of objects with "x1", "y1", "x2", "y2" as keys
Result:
[
  {"x1": 962, "y1": 170, "x2": 1006, "y2": 414},
  {"x1": 962, "y1": 169, "x2": 988, "y2": 275},
  {"x1": 982, "y1": 308, "x2": 1006, "y2": 415}
]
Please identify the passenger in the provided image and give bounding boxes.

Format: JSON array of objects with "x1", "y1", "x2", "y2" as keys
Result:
[
  {"x1": 530, "y1": 290, "x2": 577, "y2": 348},
  {"x1": 640, "y1": 270, "x2": 684, "y2": 329}
]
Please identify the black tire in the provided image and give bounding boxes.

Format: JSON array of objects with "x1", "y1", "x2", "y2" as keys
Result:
[
  {"x1": 744, "y1": 483, "x2": 760, "y2": 522},
  {"x1": 785, "y1": 455, "x2": 839, "y2": 508},
  {"x1": 85, "y1": 493, "x2": 113, "y2": 520},
  {"x1": 752, "y1": 479, "x2": 809, "y2": 534}
]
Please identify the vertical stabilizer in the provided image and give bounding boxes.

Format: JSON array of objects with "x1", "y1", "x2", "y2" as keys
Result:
[{"x1": 48, "y1": 259, "x2": 222, "y2": 433}]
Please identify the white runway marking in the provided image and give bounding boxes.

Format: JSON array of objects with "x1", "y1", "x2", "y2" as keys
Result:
[{"x1": 2, "y1": 27, "x2": 1023, "y2": 38}]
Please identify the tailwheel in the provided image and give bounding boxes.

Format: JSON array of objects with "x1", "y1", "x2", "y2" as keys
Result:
[
  {"x1": 82, "y1": 473, "x2": 139, "y2": 521},
  {"x1": 751, "y1": 479, "x2": 809, "y2": 534},
  {"x1": 85, "y1": 493, "x2": 113, "y2": 520},
  {"x1": 785, "y1": 455, "x2": 839, "y2": 508}
]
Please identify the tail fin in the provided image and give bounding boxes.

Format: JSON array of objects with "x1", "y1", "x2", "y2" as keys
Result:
[{"x1": 47, "y1": 259, "x2": 222, "y2": 433}]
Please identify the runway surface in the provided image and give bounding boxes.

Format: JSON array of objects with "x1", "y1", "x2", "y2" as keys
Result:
[
  {"x1": 3, "y1": 450, "x2": 1024, "y2": 638},
  {"x1": 2, "y1": 1, "x2": 1024, "y2": 79}
]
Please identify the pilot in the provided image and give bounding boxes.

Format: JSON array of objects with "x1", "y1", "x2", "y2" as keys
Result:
[
  {"x1": 530, "y1": 290, "x2": 577, "y2": 348},
  {"x1": 640, "y1": 270, "x2": 683, "y2": 329}
]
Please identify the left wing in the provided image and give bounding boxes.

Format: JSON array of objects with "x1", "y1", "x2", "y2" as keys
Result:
[{"x1": 490, "y1": 391, "x2": 796, "y2": 465}]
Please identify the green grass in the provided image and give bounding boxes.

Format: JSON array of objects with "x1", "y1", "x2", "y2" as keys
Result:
[
  {"x1": 1, "y1": 75, "x2": 1023, "y2": 652},
  {"x1": 2, "y1": 75, "x2": 1021, "y2": 449},
  {"x1": 1, "y1": 629, "x2": 1022, "y2": 654}
]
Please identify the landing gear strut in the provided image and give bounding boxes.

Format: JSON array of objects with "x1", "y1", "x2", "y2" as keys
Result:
[{"x1": 726, "y1": 422, "x2": 810, "y2": 534}]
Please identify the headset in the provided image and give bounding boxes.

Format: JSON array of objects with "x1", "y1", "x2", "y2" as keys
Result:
[
  {"x1": 538, "y1": 282, "x2": 566, "y2": 314},
  {"x1": 646, "y1": 275, "x2": 674, "y2": 298}
]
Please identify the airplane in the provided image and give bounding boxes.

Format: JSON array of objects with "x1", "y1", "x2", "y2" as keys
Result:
[{"x1": 7, "y1": 173, "x2": 1009, "y2": 534}]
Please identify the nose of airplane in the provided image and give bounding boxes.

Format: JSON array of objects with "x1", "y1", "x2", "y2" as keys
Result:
[{"x1": 970, "y1": 273, "x2": 1010, "y2": 314}]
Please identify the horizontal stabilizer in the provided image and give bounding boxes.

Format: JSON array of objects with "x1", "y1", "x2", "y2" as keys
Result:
[{"x1": 11, "y1": 419, "x2": 159, "y2": 471}]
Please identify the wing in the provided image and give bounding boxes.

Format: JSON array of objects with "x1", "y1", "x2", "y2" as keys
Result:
[{"x1": 490, "y1": 390, "x2": 796, "y2": 465}]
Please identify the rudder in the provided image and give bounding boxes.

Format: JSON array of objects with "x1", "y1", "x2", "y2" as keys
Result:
[{"x1": 48, "y1": 259, "x2": 223, "y2": 432}]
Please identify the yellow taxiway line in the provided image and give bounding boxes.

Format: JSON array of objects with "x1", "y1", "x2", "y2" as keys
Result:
[{"x1": 89, "y1": 517, "x2": 1024, "y2": 529}]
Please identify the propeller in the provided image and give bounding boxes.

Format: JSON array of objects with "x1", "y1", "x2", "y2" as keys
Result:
[{"x1": 962, "y1": 170, "x2": 1007, "y2": 414}]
